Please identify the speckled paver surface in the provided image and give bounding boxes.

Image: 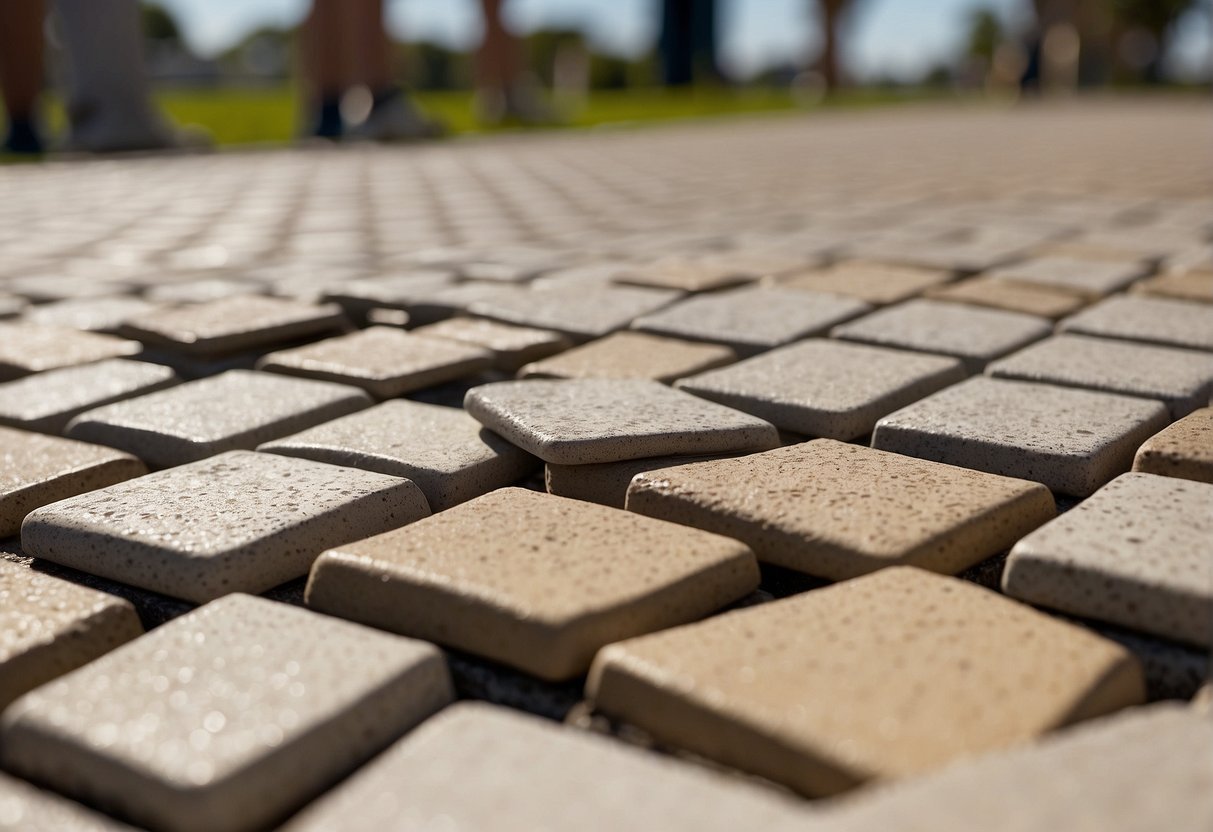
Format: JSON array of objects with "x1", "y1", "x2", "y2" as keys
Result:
[
  {"x1": 1133, "y1": 407, "x2": 1213, "y2": 482},
  {"x1": 0, "y1": 359, "x2": 178, "y2": 435},
  {"x1": 519, "y1": 330, "x2": 736, "y2": 383},
  {"x1": 1058, "y1": 294, "x2": 1213, "y2": 352}
]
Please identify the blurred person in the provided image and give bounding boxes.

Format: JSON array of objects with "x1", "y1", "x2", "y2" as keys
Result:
[
  {"x1": 0, "y1": 0, "x2": 47, "y2": 153},
  {"x1": 659, "y1": 0, "x2": 720, "y2": 86},
  {"x1": 475, "y1": 0, "x2": 556, "y2": 124}
]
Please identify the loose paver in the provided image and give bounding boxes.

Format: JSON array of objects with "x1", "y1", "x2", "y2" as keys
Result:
[
  {"x1": 0, "y1": 323, "x2": 141, "y2": 381},
  {"x1": 21, "y1": 450, "x2": 429, "y2": 602},
  {"x1": 1003, "y1": 472, "x2": 1213, "y2": 648},
  {"x1": 0, "y1": 427, "x2": 147, "y2": 537},
  {"x1": 924, "y1": 275, "x2": 1089, "y2": 319},
  {"x1": 1131, "y1": 270, "x2": 1213, "y2": 303},
  {"x1": 519, "y1": 331, "x2": 736, "y2": 383},
  {"x1": 546, "y1": 453, "x2": 739, "y2": 509},
  {"x1": 587, "y1": 566, "x2": 1143, "y2": 796},
  {"x1": 986, "y1": 255, "x2": 1147, "y2": 297},
  {"x1": 468, "y1": 284, "x2": 682, "y2": 341},
  {"x1": 283, "y1": 703, "x2": 806, "y2": 832},
  {"x1": 632, "y1": 286, "x2": 870, "y2": 356},
  {"x1": 464, "y1": 378, "x2": 780, "y2": 465},
  {"x1": 0, "y1": 561, "x2": 142, "y2": 710},
  {"x1": 65, "y1": 369, "x2": 371, "y2": 468},
  {"x1": 626, "y1": 440, "x2": 1055, "y2": 579},
  {"x1": 0, "y1": 359, "x2": 178, "y2": 435},
  {"x1": 1132, "y1": 407, "x2": 1213, "y2": 483},
  {"x1": 779, "y1": 260, "x2": 952, "y2": 305},
  {"x1": 1058, "y1": 294, "x2": 1213, "y2": 352},
  {"x1": 257, "y1": 326, "x2": 492, "y2": 398},
  {"x1": 259, "y1": 400, "x2": 538, "y2": 511},
  {"x1": 0, "y1": 772, "x2": 135, "y2": 831},
  {"x1": 307, "y1": 487, "x2": 759, "y2": 680},
  {"x1": 872, "y1": 377, "x2": 1168, "y2": 496},
  {"x1": 987, "y1": 334, "x2": 1213, "y2": 418},
  {"x1": 411, "y1": 317, "x2": 570, "y2": 371},
  {"x1": 676, "y1": 340, "x2": 965, "y2": 439},
  {"x1": 0, "y1": 594, "x2": 452, "y2": 832},
  {"x1": 614, "y1": 255, "x2": 759, "y2": 293},
  {"x1": 831, "y1": 298, "x2": 1052, "y2": 373}
]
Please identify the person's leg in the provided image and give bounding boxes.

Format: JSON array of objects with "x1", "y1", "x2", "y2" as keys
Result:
[
  {"x1": 302, "y1": 0, "x2": 349, "y2": 137},
  {"x1": 475, "y1": 0, "x2": 555, "y2": 124},
  {"x1": 0, "y1": 0, "x2": 47, "y2": 153},
  {"x1": 660, "y1": 0, "x2": 694, "y2": 86}
]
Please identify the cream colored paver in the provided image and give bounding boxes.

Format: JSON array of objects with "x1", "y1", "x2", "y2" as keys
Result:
[
  {"x1": 259, "y1": 400, "x2": 538, "y2": 512},
  {"x1": 519, "y1": 331, "x2": 736, "y2": 383},
  {"x1": 676, "y1": 340, "x2": 965, "y2": 440},
  {"x1": 587, "y1": 566, "x2": 1144, "y2": 797},
  {"x1": 468, "y1": 284, "x2": 682, "y2": 341},
  {"x1": 872, "y1": 377, "x2": 1168, "y2": 496},
  {"x1": 0, "y1": 359, "x2": 178, "y2": 435},
  {"x1": 25, "y1": 297, "x2": 160, "y2": 333},
  {"x1": 1131, "y1": 270, "x2": 1213, "y2": 303},
  {"x1": 464, "y1": 378, "x2": 780, "y2": 465},
  {"x1": 0, "y1": 427, "x2": 146, "y2": 537},
  {"x1": 22, "y1": 450, "x2": 428, "y2": 603},
  {"x1": 144, "y1": 277, "x2": 265, "y2": 305},
  {"x1": 321, "y1": 270, "x2": 457, "y2": 317},
  {"x1": 831, "y1": 298, "x2": 1052, "y2": 373},
  {"x1": 411, "y1": 318, "x2": 570, "y2": 371},
  {"x1": 632, "y1": 286, "x2": 870, "y2": 356},
  {"x1": 987, "y1": 334, "x2": 1213, "y2": 418},
  {"x1": 1059, "y1": 294, "x2": 1213, "y2": 352},
  {"x1": 614, "y1": 255, "x2": 759, "y2": 293},
  {"x1": 924, "y1": 275, "x2": 1088, "y2": 319},
  {"x1": 1133, "y1": 407, "x2": 1213, "y2": 483},
  {"x1": 0, "y1": 772, "x2": 136, "y2": 831},
  {"x1": 0, "y1": 323, "x2": 141, "y2": 381},
  {"x1": 546, "y1": 453, "x2": 739, "y2": 509},
  {"x1": 1004, "y1": 473, "x2": 1213, "y2": 648},
  {"x1": 283, "y1": 703, "x2": 807, "y2": 832},
  {"x1": 0, "y1": 293, "x2": 27, "y2": 319},
  {"x1": 307, "y1": 488, "x2": 759, "y2": 680},
  {"x1": 986, "y1": 256, "x2": 1147, "y2": 297},
  {"x1": 65, "y1": 369, "x2": 371, "y2": 468},
  {"x1": 257, "y1": 327, "x2": 492, "y2": 398},
  {"x1": 626, "y1": 440, "x2": 1054, "y2": 579},
  {"x1": 0, "y1": 561, "x2": 142, "y2": 710},
  {"x1": 778, "y1": 260, "x2": 952, "y2": 305},
  {"x1": 0, "y1": 594, "x2": 452, "y2": 832}
]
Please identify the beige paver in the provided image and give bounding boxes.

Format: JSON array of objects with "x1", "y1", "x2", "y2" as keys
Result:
[
  {"x1": 24, "y1": 296, "x2": 160, "y2": 333},
  {"x1": 22, "y1": 450, "x2": 428, "y2": 603},
  {"x1": 468, "y1": 284, "x2": 682, "y2": 341},
  {"x1": 1131, "y1": 270, "x2": 1213, "y2": 303},
  {"x1": 321, "y1": 270, "x2": 457, "y2": 317},
  {"x1": 987, "y1": 256, "x2": 1147, "y2": 297},
  {"x1": 519, "y1": 331, "x2": 736, "y2": 383},
  {"x1": 411, "y1": 317, "x2": 570, "y2": 371},
  {"x1": 632, "y1": 286, "x2": 870, "y2": 356},
  {"x1": 676, "y1": 339, "x2": 965, "y2": 440},
  {"x1": 1004, "y1": 473, "x2": 1213, "y2": 648},
  {"x1": 778, "y1": 260, "x2": 952, "y2": 305},
  {"x1": 257, "y1": 327, "x2": 492, "y2": 398},
  {"x1": 831, "y1": 298, "x2": 1052, "y2": 373},
  {"x1": 614, "y1": 255, "x2": 759, "y2": 293},
  {"x1": 924, "y1": 275, "x2": 1089, "y2": 319},
  {"x1": 0, "y1": 323, "x2": 141, "y2": 381},
  {"x1": 0, "y1": 772, "x2": 135, "y2": 831},
  {"x1": 464, "y1": 378, "x2": 780, "y2": 465},
  {"x1": 308, "y1": 487, "x2": 759, "y2": 680},
  {"x1": 144, "y1": 277, "x2": 265, "y2": 305},
  {"x1": 0, "y1": 359, "x2": 178, "y2": 435},
  {"x1": 0, "y1": 594, "x2": 452, "y2": 832},
  {"x1": 546, "y1": 453, "x2": 739, "y2": 509},
  {"x1": 626, "y1": 440, "x2": 1054, "y2": 579},
  {"x1": 1059, "y1": 294, "x2": 1213, "y2": 352},
  {"x1": 283, "y1": 703, "x2": 807, "y2": 832},
  {"x1": 1133, "y1": 407, "x2": 1213, "y2": 483},
  {"x1": 588, "y1": 566, "x2": 1143, "y2": 796},
  {"x1": 0, "y1": 427, "x2": 147, "y2": 537},
  {"x1": 65, "y1": 369, "x2": 371, "y2": 468},
  {"x1": 872, "y1": 377, "x2": 1168, "y2": 496},
  {"x1": 0, "y1": 293, "x2": 27, "y2": 319},
  {"x1": 0, "y1": 561, "x2": 142, "y2": 710},
  {"x1": 987, "y1": 334, "x2": 1213, "y2": 418},
  {"x1": 259, "y1": 400, "x2": 538, "y2": 512}
]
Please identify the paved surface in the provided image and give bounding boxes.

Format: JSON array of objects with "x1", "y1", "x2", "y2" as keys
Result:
[{"x1": 0, "y1": 100, "x2": 1211, "y2": 830}]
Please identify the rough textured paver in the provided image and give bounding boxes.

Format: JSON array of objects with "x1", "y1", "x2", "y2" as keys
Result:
[
  {"x1": 779, "y1": 260, "x2": 952, "y2": 305},
  {"x1": 464, "y1": 378, "x2": 780, "y2": 465},
  {"x1": 144, "y1": 277, "x2": 264, "y2": 305},
  {"x1": 0, "y1": 359, "x2": 178, "y2": 435},
  {"x1": 588, "y1": 567, "x2": 1143, "y2": 796},
  {"x1": 0, "y1": 323, "x2": 141, "y2": 381},
  {"x1": 615, "y1": 255, "x2": 756, "y2": 293},
  {"x1": 65, "y1": 369, "x2": 371, "y2": 468},
  {"x1": 1133, "y1": 407, "x2": 1213, "y2": 483},
  {"x1": 0, "y1": 772, "x2": 136, "y2": 831},
  {"x1": 626, "y1": 440, "x2": 1055, "y2": 579},
  {"x1": 519, "y1": 331, "x2": 736, "y2": 383},
  {"x1": 872, "y1": 377, "x2": 1169, "y2": 496},
  {"x1": 0, "y1": 561, "x2": 142, "y2": 710},
  {"x1": 0, "y1": 427, "x2": 147, "y2": 537},
  {"x1": 24, "y1": 297, "x2": 160, "y2": 333},
  {"x1": 411, "y1": 318, "x2": 570, "y2": 371},
  {"x1": 987, "y1": 256, "x2": 1147, "y2": 296},
  {"x1": 257, "y1": 326, "x2": 492, "y2": 398},
  {"x1": 831, "y1": 298, "x2": 1052, "y2": 373},
  {"x1": 546, "y1": 453, "x2": 738, "y2": 509},
  {"x1": 468, "y1": 284, "x2": 682, "y2": 341},
  {"x1": 676, "y1": 339, "x2": 965, "y2": 440},
  {"x1": 259, "y1": 399, "x2": 538, "y2": 511},
  {"x1": 21, "y1": 450, "x2": 429, "y2": 603},
  {"x1": 321, "y1": 270, "x2": 457, "y2": 317},
  {"x1": 1059, "y1": 294, "x2": 1213, "y2": 352},
  {"x1": 0, "y1": 293, "x2": 28, "y2": 319},
  {"x1": 307, "y1": 488, "x2": 759, "y2": 680},
  {"x1": 1131, "y1": 270, "x2": 1213, "y2": 303},
  {"x1": 924, "y1": 275, "x2": 1089, "y2": 319},
  {"x1": 0, "y1": 594, "x2": 452, "y2": 832},
  {"x1": 1004, "y1": 473, "x2": 1212, "y2": 647}
]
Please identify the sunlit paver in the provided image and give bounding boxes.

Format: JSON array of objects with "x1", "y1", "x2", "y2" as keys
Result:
[
  {"x1": 615, "y1": 254, "x2": 758, "y2": 293},
  {"x1": 1131, "y1": 270, "x2": 1213, "y2": 304},
  {"x1": 1132, "y1": 407, "x2": 1213, "y2": 483},
  {"x1": 24, "y1": 297, "x2": 160, "y2": 333},
  {"x1": 0, "y1": 359, "x2": 177, "y2": 435},
  {"x1": 0, "y1": 294, "x2": 28, "y2": 319},
  {"x1": 986, "y1": 255, "x2": 1147, "y2": 297},
  {"x1": 0, "y1": 323, "x2": 141, "y2": 381},
  {"x1": 519, "y1": 331, "x2": 736, "y2": 383},
  {"x1": 546, "y1": 452, "x2": 736, "y2": 509},
  {"x1": 924, "y1": 275, "x2": 1088, "y2": 319},
  {"x1": 0, "y1": 772, "x2": 135, "y2": 831},
  {"x1": 778, "y1": 260, "x2": 951, "y2": 305},
  {"x1": 1058, "y1": 294, "x2": 1213, "y2": 352},
  {"x1": 411, "y1": 318, "x2": 570, "y2": 371},
  {"x1": 320, "y1": 270, "x2": 457, "y2": 318},
  {"x1": 468, "y1": 284, "x2": 682, "y2": 341}
]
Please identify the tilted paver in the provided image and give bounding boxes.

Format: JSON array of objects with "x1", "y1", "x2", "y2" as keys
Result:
[
  {"x1": 986, "y1": 255, "x2": 1147, "y2": 297},
  {"x1": 923, "y1": 275, "x2": 1089, "y2": 319},
  {"x1": 467, "y1": 284, "x2": 682, "y2": 341},
  {"x1": 1058, "y1": 294, "x2": 1213, "y2": 352},
  {"x1": 546, "y1": 452, "x2": 739, "y2": 509},
  {"x1": 1132, "y1": 407, "x2": 1213, "y2": 483},
  {"x1": 0, "y1": 323, "x2": 141, "y2": 381},
  {"x1": 320, "y1": 270, "x2": 457, "y2": 318},
  {"x1": 1131, "y1": 270, "x2": 1213, "y2": 303},
  {"x1": 614, "y1": 254, "x2": 759, "y2": 293},
  {"x1": 518, "y1": 331, "x2": 736, "y2": 383},
  {"x1": 0, "y1": 772, "x2": 136, "y2": 831},
  {"x1": 0, "y1": 359, "x2": 178, "y2": 435},
  {"x1": 778, "y1": 260, "x2": 952, "y2": 305},
  {"x1": 410, "y1": 317, "x2": 570, "y2": 371}
]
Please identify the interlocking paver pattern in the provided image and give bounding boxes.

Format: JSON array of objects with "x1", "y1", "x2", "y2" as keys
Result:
[{"x1": 0, "y1": 359, "x2": 178, "y2": 435}]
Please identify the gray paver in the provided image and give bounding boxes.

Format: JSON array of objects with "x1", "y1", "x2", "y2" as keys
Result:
[
  {"x1": 411, "y1": 317, "x2": 570, "y2": 371},
  {"x1": 0, "y1": 772, "x2": 135, "y2": 831},
  {"x1": 0, "y1": 359, "x2": 178, "y2": 435},
  {"x1": 468, "y1": 284, "x2": 682, "y2": 341},
  {"x1": 1059, "y1": 294, "x2": 1213, "y2": 352},
  {"x1": 0, "y1": 323, "x2": 141, "y2": 381},
  {"x1": 987, "y1": 255, "x2": 1148, "y2": 297}
]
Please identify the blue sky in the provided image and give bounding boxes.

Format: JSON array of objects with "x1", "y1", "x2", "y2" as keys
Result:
[{"x1": 157, "y1": 0, "x2": 1211, "y2": 82}]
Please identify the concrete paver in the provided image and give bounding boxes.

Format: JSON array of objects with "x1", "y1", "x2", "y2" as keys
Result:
[
  {"x1": 0, "y1": 323, "x2": 141, "y2": 381},
  {"x1": 411, "y1": 318, "x2": 570, "y2": 371},
  {"x1": 1132, "y1": 407, "x2": 1213, "y2": 482},
  {"x1": 778, "y1": 260, "x2": 952, "y2": 305},
  {"x1": 1131, "y1": 270, "x2": 1213, "y2": 303},
  {"x1": 0, "y1": 772, "x2": 136, "y2": 831},
  {"x1": 468, "y1": 284, "x2": 682, "y2": 341},
  {"x1": 519, "y1": 331, "x2": 736, "y2": 383},
  {"x1": 0, "y1": 359, "x2": 178, "y2": 435},
  {"x1": 923, "y1": 275, "x2": 1089, "y2": 319},
  {"x1": 1059, "y1": 294, "x2": 1213, "y2": 352},
  {"x1": 986, "y1": 256, "x2": 1147, "y2": 297}
]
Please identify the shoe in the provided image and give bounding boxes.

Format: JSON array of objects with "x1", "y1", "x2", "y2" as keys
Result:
[
  {"x1": 2, "y1": 119, "x2": 44, "y2": 156},
  {"x1": 348, "y1": 88, "x2": 445, "y2": 142},
  {"x1": 62, "y1": 101, "x2": 210, "y2": 155}
]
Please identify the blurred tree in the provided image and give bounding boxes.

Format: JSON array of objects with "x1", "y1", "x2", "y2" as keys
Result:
[
  {"x1": 523, "y1": 28, "x2": 584, "y2": 87},
  {"x1": 966, "y1": 8, "x2": 1003, "y2": 62},
  {"x1": 1109, "y1": 0, "x2": 1198, "y2": 82},
  {"x1": 816, "y1": 0, "x2": 859, "y2": 90},
  {"x1": 141, "y1": 2, "x2": 182, "y2": 43}
]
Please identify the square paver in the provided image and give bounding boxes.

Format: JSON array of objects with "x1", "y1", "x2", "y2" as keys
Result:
[
  {"x1": 0, "y1": 359, "x2": 178, "y2": 435},
  {"x1": 1131, "y1": 270, "x2": 1213, "y2": 304},
  {"x1": 21, "y1": 450, "x2": 429, "y2": 602},
  {"x1": 1058, "y1": 294, "x2": 1213, "y2": 352},
  {"x1": 464, "y1": 378, "x2": 780, "y2": 465},
  {"x1": 0, "y1": 772, "x2": 134, "y2": 831},
  {"x1": 0, "y1": 427, "x2": 147, "y2": 537},
  {"x1": 632, "y1": 286, "x2": 870, "y2": 356},
  {"x1": 675, "y1": 340, "x2": 965, "y2": 440},
  {"x1": 144, "y1": 277, "x2": 265, "y2": 305},
  {"x1": 1133, "y1": 407, "x2": 1213, "y2": 483},
  {"x1": 307, "y1": 487, "x2": 759, "y2": 680},
  {"x1": 546, "y1": 452, "x2": 741, "y2": 509},
  {"x1": 0, "y1": 293, "x2": 28, "y2": 319},
  {"x1": 0, "y1": 323, "x2": 141, "y2": 382},
  {"x1": 24, "y1": 297, "x2": 161, "y2": 333},
  {"x1": 779, "y1": 260, "x2": 952, "y2": 305},
  {"x1": 987, "y1": 256, "x2": 1148, "y2": 297},
  {"x1": 625, "y1": 440, "x2": 1054, "y2": 580},
  {"x1": 519, "y1": 331, "x2": 736, "y2": 384},
  {"x1": 1004, "y1": 472, "x2": 1212, "y2": 647},
  {"x1": 321, "y1": 270, "x2": 457, "y2": 318},
  {"x1": 259, "y1": 400, "x2": 538, "y2": 512},
  {"x1": 614, "y1": 255, "x2": 759, "y2": 293},
  {"x1": 257, "y1": 327, "x2": 492, "y2": 398},
  {"x1": 0, "y1": 594, "x2": 452, "y2": 832},
  {"x1": 872, "y1": 377, "x2": 1168, "y2": 496},
  {"x1": 831, "y1": 299, "x2": 1052, "y2": 373},
  {"x1": 410, "y1": 317, "x2": 570, "y2": 371},
  {"x1": 65, "y1": 369, "x2": 371, "y2": 468},
  {"x1": 468, "y1": 285, "x2": 682, "y2": 342},
  {"x1": 924, "y1": 275, "x2": 1089, "y2": 320},
  {"x1": 587, "y1": 567, "x2": 1143, "y2": 796}
]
